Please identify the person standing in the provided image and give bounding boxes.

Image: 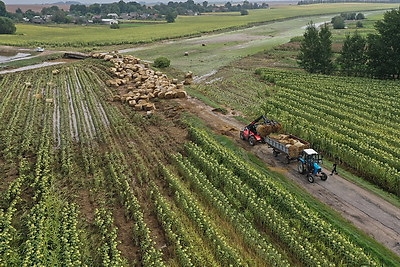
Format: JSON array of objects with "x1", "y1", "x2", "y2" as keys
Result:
[{"x1": 330, "y1": 163, "x2": 338, "y2": 175}]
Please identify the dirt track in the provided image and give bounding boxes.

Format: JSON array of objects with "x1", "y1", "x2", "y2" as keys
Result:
[{"x1": 178, "y1": 96, "x2": 400, "y2": 257}]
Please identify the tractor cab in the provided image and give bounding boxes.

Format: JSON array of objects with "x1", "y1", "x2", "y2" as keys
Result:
[
  {"x1": 299, "y1": 149, "x2": 323, "y2": 164},
  {"x1": 298, "y1": 149, "x2": 327, "y2": 183}
]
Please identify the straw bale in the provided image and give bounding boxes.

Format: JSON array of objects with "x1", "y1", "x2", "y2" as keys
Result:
[
  {"x1": 128, "y1": 100, "x2": 136, "y2": 106},
  {"x1": 45, "y1": 98, "x2": 53, "y2": 103},
  {"x1": 176, "y1": 90, "x2": 187, "y2": 98},
  {"x1": 184, "y1": 78, "x2": 193, "y2": 85},
  {"x1": 165, "y1": 91, "x2": 174, "y2": 99},
  {"x1": 34, "y1": 93, "x2": 43, "y2": 99},
  {"x1": 134, "y1": 104, "x2": 143, "y2": 111},
  {"x1": 51, "y1": 69, "x2": 59, "y2": 75},
  {"x1": 144, "y1": 103, "x2": 156, "y2": 111}
]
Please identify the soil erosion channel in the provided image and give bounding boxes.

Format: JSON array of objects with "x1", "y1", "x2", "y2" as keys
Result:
[{"x1": 177, "y1": 97, "x2": 400, "y2": 257}]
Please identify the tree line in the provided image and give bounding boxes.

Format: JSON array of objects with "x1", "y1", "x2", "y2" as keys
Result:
[{"x1": 298, "y1": 8, "x2": 400, "y2": 79}]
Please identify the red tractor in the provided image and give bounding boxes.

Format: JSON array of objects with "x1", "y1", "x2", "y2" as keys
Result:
[{"x1": 240, "y1": 115, "x2": 281, "y2": 146}]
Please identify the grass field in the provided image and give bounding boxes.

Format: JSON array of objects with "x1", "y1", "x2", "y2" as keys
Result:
[{"x1": 0, "y1": 3, "x2": 397, "y2": 48}]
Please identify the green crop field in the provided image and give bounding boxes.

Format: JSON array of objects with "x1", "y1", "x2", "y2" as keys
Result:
[
  {"x1": 0, "y1": 61, "x2": 398, "y2": 266},
  {"x1": 0, "y1": 3, "x2": 397, "y2": 48}
]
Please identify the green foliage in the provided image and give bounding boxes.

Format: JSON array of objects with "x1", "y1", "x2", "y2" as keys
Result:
[
  {"x1": 240, "y1": 9, "x2": 249, "y2": 16},
  {"x1": 356, "y1": 12, "x2": 365, "y2": 20},
  {"x1": 153, "y1": 56, "x2": 171, "y2": 68},
  {"x1": 0, "y1": 1, "x2": 6, "y2": 17},
  {"x1": 367, "y1": 7, "x2": 400, "y2": 79},
  {"x1": 110, "y1": 23, "x2": 120, "y2": 29},
  {"x1": 337, "y1": 32, "x2": 367, "y2": 76},
  {"x1": 298, "y1": 23, "x2": 333, "y2": 74},
  {"x1": 0, "y1": 17, "x2": 16, "y2": 34},
  {"x1": 165, "y1": 12, "x2": 176, "y2": 23},
  {"x1": 332, "y1": 15, "x2": 345, "y2": 29},
  {"x1": 356, "y1": 21, "x2": 363, "y2": 28}
]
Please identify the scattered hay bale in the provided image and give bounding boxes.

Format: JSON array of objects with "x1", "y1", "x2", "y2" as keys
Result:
[
  {"x1": 25, "y1": 82, "x2": 32, "y2": 88},
  {"x1": 34, "y1": 93, "x2": 43, "y2": 99},
  {"x1": 52, "y1": 69, "x2": 60, "y2": 75},
  {"x1": 176, "y1": 90, "x2": 187, "y2": 98},
  {"x1": 45, "y1": 98, "x2": 53, "y2": 103}
]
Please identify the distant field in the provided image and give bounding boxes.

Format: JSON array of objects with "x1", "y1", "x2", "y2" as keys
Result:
[{"x1": 0, "y1": 3, "x2": 397, "y2": 48}]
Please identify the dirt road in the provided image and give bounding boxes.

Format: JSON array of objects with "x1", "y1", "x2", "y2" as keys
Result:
[{"x1": 178, "y1": 96, "x2": 400, "y2": 257}]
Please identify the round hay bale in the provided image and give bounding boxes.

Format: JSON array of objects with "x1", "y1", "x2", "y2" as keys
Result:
[
  {"x1": 134, "y1": 104, "x2": 143, "y2": 111},
  {"x1": 256, "y1": 125, "x2": 273, "y2": 137},
  {"x1": 128, "y1": 100, "x2": 136, "y2": 106},
  {"x1": 176, "y1": 90, "x2": 187, "y2": 98}
]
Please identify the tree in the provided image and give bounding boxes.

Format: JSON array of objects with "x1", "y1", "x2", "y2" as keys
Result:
[
  {"x1": 165, "y1": 12, "x2": 176, "y2": 23},
  {"x1": 319, "y1": 23, "x2": 334, "y2": 74},
  {"x1": 367, "y1": 8, "x2": 400, "y2": 79},
  {"x1": 240, "y1": 9, "x2": 248, "y2": 15},
  {"x1": 0, "y1": 17, "x2": 16, "y2": 34},
  {"x1": 0, "y1": 1, "x2": 6, "y2": 17},
  {"x1": 337, "y1": 32, "x2": 366, "y2": 76},
  {"x1": 298, "y1": 23, "x2": 320, "y2": 73},
  {"x1": 331, "y1": 16, "x2": 345, "y2": 29},
  {"x1": 298, "y1": 22, "x2": 333, "y2": 74}
]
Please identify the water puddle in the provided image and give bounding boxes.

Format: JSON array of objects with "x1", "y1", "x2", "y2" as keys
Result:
[{"x1": 0, "y1": 50, "x2": 31, "y2": 63}]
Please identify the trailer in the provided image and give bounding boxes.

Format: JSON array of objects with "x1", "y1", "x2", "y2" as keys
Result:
[{"x1": 264, "y1": 134, "x2": 310, "y2": 164}]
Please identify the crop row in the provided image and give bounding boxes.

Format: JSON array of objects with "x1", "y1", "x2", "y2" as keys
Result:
[
  {"x1": 187, "y1": 127, "x2": 379, "y2": 265},
  {"x1": 257, "y1": 68, "x2": 400, "y2": 195}
]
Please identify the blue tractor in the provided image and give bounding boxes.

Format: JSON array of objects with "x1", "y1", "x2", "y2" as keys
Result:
[{"x1": 297, "y1": 149, "x2": 328, "y2": 183}]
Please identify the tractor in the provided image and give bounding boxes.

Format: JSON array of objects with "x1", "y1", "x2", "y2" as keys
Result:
[
  {"x1": 240, "y1": 115, "x2": 281, "y2": 146},
  {"x1": 297, "y1": 149, "x2": 328, "y2": 183}
]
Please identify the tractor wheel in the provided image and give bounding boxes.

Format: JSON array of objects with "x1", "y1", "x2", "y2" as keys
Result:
[
  {"x1": 249, "y1": 136, "x2": 256, "y2": 146},
  {"x1": 297, "y1": 162, "x2": 306, "y2": 174},
  {"x1": 307, "y1": 174, "x2": 315, "y2": 183},
  {"x1": 321, "y1": 172, "x2": 328, "y2": 181},
  {"x1": 273, "y1": 150, "x2": 279, "y2": 157},
  {"x1": 240, "y1": 131, "x2": 245, "y2": 140}
]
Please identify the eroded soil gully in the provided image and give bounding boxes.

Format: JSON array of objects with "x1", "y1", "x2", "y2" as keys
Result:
[{"x1": 177, "y1": 96, "x2": 400, "y2": 257}]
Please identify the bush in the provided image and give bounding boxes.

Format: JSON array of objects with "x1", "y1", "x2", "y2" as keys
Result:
[
  {"x1": 332, "y1": 16, "x2": 345, "y2": 29},
  {"x1": 240, "y1": 10, "x2": 249, "y2": 16},
  {"x1": 153, "y1": 57, "x2": 170, "y2": 68},
  {"x1": 110, "y1": 23, "x2": 120, "y2": 29},
  {"x1": 356, "y1": 21, "x2": 363, "y2": 28},
  {"x1": 0, "y1": 17, "x2": 16, "y2": 34}
]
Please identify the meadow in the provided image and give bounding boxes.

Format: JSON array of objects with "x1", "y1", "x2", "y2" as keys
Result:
[{"x1": 0, "y1": 3, "x2": 397, "y2": 48}]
